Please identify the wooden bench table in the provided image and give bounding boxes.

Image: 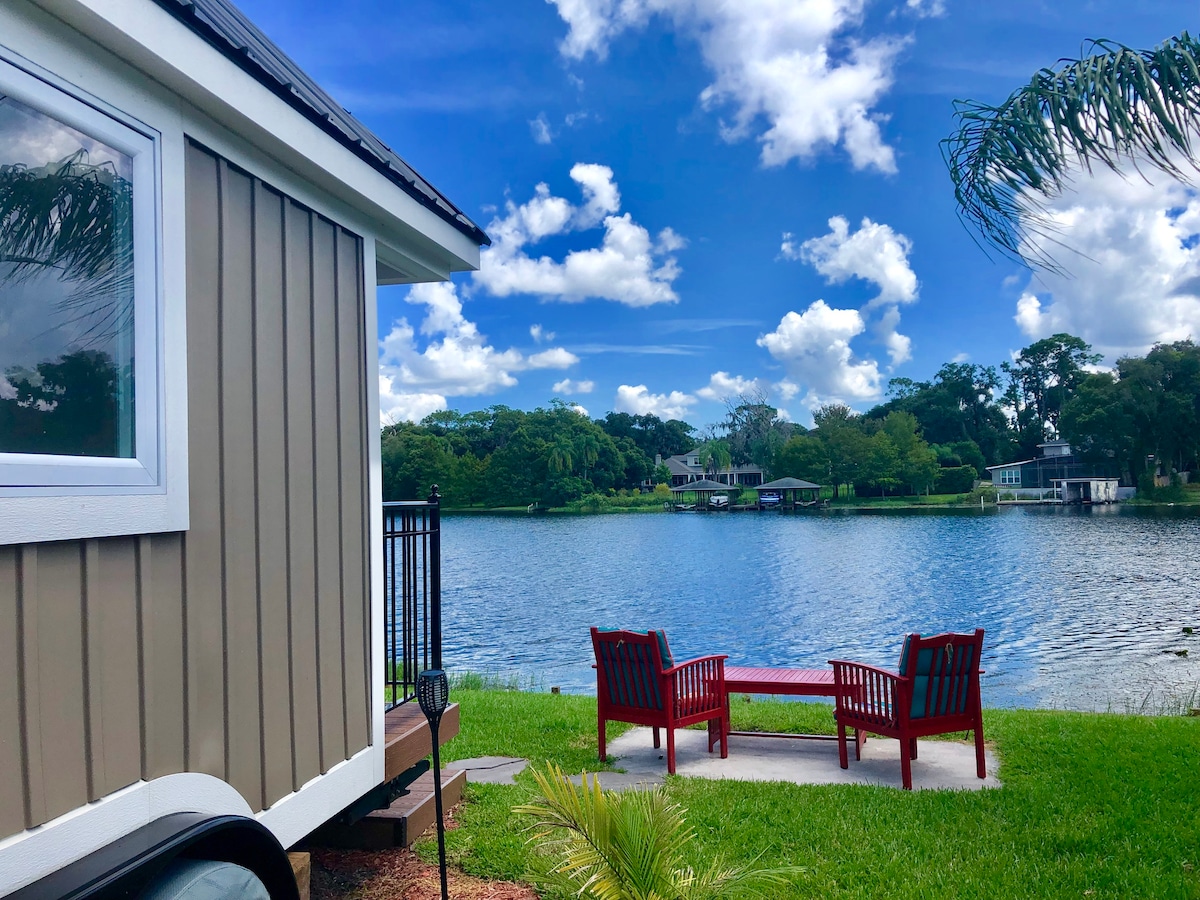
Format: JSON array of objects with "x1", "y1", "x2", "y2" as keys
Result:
[{"x1": 713, "y1": 665, "x2": 856, "y2": 744}]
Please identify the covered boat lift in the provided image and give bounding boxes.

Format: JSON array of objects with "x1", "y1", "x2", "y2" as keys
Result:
[
  {"x1": 667, "y1": 478, "x2": 737, "y2": 510},
  {"x1": 755, "y1": 477, "x2": 824, "y2": 510}
]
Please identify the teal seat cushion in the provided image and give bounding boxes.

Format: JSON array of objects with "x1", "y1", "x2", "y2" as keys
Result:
[
  {"x1": 898, "y1": 634, "x2": 916, "y2": 675},
  {"x1": 653, "y1": 630, "x2": 674, "y2": 668},
  {"x1": 596, "y1": 627, "x2": 673, "y2": 668},
  {"x1": 902, "y1": 638, "x2": 976, "y2": 719}
]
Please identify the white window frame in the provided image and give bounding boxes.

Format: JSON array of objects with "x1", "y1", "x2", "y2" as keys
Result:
[
  {"x1": 0, "y1": 55, "x2": 160, "y2": 490},
  {"x1": 998, "y1": 468, "x2": 1021, "y2": 486},
  {"x1": 0, "y1": 40, "x2": 187, "y2": 546}
]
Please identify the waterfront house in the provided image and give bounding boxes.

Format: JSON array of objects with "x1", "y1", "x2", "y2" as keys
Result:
[
  {"x1": 660, "y1": 450, "x2": 766, "y2": 487},
  {"x1": 986, "y1": 441, "x2": 1120, "y2": 501},
  {"x1": 0, "y1": 0, "x2": 486, "y2": 892}
]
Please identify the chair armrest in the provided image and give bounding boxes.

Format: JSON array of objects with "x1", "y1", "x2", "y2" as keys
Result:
[
  {"x1": 663, "y1": 653, "x2": 729, "y2": 676},
  {"x1": 665, "y1": 655, "x2": 727, "y2": 713},
  {"x1": 830, "y1": 659, "x2": 903, "y2": 721}
]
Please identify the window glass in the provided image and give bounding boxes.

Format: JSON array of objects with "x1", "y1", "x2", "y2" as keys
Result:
[{"x1": 0, "y1": 93, "x2": 135, "y2": 458}]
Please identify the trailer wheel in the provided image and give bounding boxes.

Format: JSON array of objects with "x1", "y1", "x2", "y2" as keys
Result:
[{"x1": 140, "y1": 860, "x2": 271, "y2": 900}]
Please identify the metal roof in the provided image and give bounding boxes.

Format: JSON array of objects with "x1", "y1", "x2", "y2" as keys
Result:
[
  {"x1": 150, "y1": 0, "x2": 490, "y2": 246},
  {"x1": 756, "y1": 477, "x2": 821, "y2": 491},
  {"x1": 669, "y1": 479, "x2": 736, "y2": 492}
]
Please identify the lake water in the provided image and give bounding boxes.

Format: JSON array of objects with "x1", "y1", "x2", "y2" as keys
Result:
[{"x1": 438, "y1": 506, "x2": 1200, "y2": 712}]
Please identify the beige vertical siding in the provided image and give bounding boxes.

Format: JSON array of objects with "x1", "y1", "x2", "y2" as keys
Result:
[{"x1": 0, "y1": 139, "x2": 372, "y2": 836}]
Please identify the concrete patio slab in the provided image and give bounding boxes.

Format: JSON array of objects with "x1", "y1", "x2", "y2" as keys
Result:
[
  {"x1": 445, "y1": 756, "x2": 529, "y2": 784},
  {"x1": 604, "y1": 728, "x2": 1002, "y2": 791},
  {"x1": 567, "y1": 772, "x2": 664, "y2": 791}
]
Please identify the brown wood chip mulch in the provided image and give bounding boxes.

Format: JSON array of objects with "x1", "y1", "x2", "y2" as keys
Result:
[{"x1": 310, "y1": 848, "x2": 538, "y2": 900}]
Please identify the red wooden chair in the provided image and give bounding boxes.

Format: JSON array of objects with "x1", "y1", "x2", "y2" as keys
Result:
[
  {"x1": 831, "y1": 629, "x2": 986, "y2": 790},
  {"x1": 591, "y1": 627, "x2": 728, "y2": 774}
]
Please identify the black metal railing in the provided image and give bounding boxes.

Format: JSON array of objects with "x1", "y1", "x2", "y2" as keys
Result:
[{"x1": 383, "y1": 486, "x2": 441, "y2": 711}]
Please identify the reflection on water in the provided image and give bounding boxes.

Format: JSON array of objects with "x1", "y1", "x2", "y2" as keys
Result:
[{"x1": 438, "y1": 506, "x2": 1200, "y2": 712}]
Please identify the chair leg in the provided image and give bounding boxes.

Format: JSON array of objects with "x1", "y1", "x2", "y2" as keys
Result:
[
  {"x1": 855, "y1": 728, "x2": 865, "y2": 761},
  {"x1": 837, "y1": 721, "x2": 849, "y2": 770},
  {"x1": 598, "y1": 718, "x2": 606, "y2": 762},
  {"x1": 910, "y1": 737, "x2": 918, "y2": 760},
  {"x1": 653, "y1": 726, "x2": 660, "y2": 749},
  {"x1": 900, "y1": 746, "x2": 913, "y2": 790},
  {"x1": 974, "y1": 725, "x2": 987, "y2": 779},
  {"x1": 719, "y1": 714, "x2": 728, "y2": 759},
  {"x1": 666, "y1": 727, "x2": 676, "y2": 774}
]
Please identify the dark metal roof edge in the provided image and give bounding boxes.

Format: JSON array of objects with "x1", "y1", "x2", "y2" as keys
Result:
[{"x1": 148, "y1": 0, "x2": 490, "y2": 247}]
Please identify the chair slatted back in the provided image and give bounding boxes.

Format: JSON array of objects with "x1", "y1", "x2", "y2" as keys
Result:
[
  {"x1": 899, "y1": 629, "x2": 984, "y2": 721},
  {"x1": 593, "y1": 630, "x2": 665, "y2": 712}
]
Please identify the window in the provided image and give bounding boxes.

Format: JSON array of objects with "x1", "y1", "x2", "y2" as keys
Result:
[
  {"x1": 0, "y1": 56, "x2": 160, "y2": 491},
  {"x1": 998, "y1": 468, "x2": 1021, "y2": 485}
]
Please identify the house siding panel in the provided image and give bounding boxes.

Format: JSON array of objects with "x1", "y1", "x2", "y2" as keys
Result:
[
  {"x1": 28, "y1": 543, "x2": 89, "y2": 822},
  {"x1": 0, "y1": 140, "x2": 372, "y2": 839},
  {"x1": 311, "y1": 218, "x2": 348, "y2": 770},
  {"x1": 0, "y1": 548, "x2": 25, "y2": 837},
  {"x1": 283, "y1": 200, "x2": 322, "y2": 791},
  {"x1": 89, "y1": 538, "x2": 143, "y2": 799},
  {"x1": 253, "y1": 182, "x2": 296, "y2": 809}
]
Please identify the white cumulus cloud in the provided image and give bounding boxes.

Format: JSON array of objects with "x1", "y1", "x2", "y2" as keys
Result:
[
  {"x1": 757, "y1": 299, "x2": 884, "y2": 405},
  {"x1": 474, "y1": 163, "x2": 684, "y2": 306},
  {"x1": 553, "y1": 378, "x2": 596, "y2": 394},
  {"x1": 793, "y1": 216, "x2": 917, "y2": 306},
  {"x1": 785, "y1": 215, "x2": 917, "y2": 366},
  {"x1": 614, "y1": 384, "x2": 697, "y2": 420},
  {"x1": 547, "y1": 0, "x2": 905, "y2": 172},
  {"x1": 378, "y1": 281, "x2": 578, "y2": 423},
  {"x1": 695, "y1": 371, "x2": 764, "y2": 400},
  {"x1": 1014, "y1": 165, "x2": 1200, "y2": 359}
]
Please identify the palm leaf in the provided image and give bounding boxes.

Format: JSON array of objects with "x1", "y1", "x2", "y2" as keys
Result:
[
  {"x1": 514, "y1": 765, "x2": 802, "y2": 900},
  {"x1": 942, "y1": 33, "x2": 1200, "y2": 269},
  {"x1": 0, "y1": 150, "x2": 135, "y2": 344}
]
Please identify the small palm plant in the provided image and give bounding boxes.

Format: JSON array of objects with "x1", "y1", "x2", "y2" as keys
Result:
[{"x1": 514, "y1": 764, "x2": 801, "y2": 900}]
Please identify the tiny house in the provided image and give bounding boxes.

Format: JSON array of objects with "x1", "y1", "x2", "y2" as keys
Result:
[{"x1": 0, "y1": 0, "x2": 486, "y2": 894}]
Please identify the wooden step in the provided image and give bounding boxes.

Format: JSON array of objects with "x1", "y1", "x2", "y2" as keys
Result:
[
  {"x1": 384, "y1": 702, "x2": 461, "y2": 782},
  {"x1": 358, "y1": 767, "x2": 467, "y2": 849}
]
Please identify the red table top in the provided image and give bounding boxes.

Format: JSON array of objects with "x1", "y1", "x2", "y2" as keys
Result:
[{"x1": 723, "y1": 666, "x2": 841, "y2": 696}]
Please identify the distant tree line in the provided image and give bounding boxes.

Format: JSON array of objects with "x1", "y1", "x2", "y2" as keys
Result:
[{"x1": 382, "y1": 335, "x2": 1200, "y2": 505}]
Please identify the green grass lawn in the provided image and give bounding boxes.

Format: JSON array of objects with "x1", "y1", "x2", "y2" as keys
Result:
[{"x1": 421, "y1": 688, "x2": 1200, "y2": 899}]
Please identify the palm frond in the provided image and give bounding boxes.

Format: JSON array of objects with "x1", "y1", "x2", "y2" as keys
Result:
[
  {"x1": 942, "y1": 33, "x2": 1200, "y2": 269},
  {"x1": 514, "y1": 765, "x2": 802, "y2": 900},
  {"x1": 0, "y1": 151, "x2": 135, "y2": 345}
]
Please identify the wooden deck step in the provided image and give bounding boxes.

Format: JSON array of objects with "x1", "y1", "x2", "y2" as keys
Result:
[
  {"x1": 384, "y1": 701, "x2": 460, "y2": 782},
  {"x1": 357, "y1": 768, "x2": 467, "y2": 849}
]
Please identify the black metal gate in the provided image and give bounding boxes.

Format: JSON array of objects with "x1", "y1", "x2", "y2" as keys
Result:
[{"x1": 383, "y1": 486, "x2": 441, "y2": 711}]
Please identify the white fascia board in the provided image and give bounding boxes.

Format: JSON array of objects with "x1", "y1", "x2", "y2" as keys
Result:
[{"x1": 33, "y1": 0, "x2": 481, "y2": 276}]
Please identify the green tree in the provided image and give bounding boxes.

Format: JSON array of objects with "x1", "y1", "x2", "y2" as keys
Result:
[
  {"x1": 1002, "y1": 334, "x2": 1101, "y2": 457},
  {"x1": 719, "y1": 391, "x2": 794, "y2": 468},
  {"x1": 695, "y1": 439, "x2": 732, "y2": 480},
  {"x1": 813, "y1": 404, "x2": 869, "y2": 499},
  {"x1": 380, "y1": 428, "x2": 454, "y2": 501},
  {"x1": 871, "y1": 364, "x2": 1009, "y2": 466},
  {"x1": 772, "y1": 434, "x2": 830, "y2": 484},
  {"x1": 858, "y1": 431, "x2": 901, "y2": 497},
  {"x1": 881, "y1": 411, "x2": 940, "y2": 495}
]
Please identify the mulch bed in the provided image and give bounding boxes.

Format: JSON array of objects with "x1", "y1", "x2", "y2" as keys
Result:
[{"x1": 310, "y1": 848, "x2": 538, "y2": 900}]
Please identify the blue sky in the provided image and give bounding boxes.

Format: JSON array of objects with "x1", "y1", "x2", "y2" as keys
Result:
[{"x1": 236, "y1": 0, "x2": 1196, "y2": 429}]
